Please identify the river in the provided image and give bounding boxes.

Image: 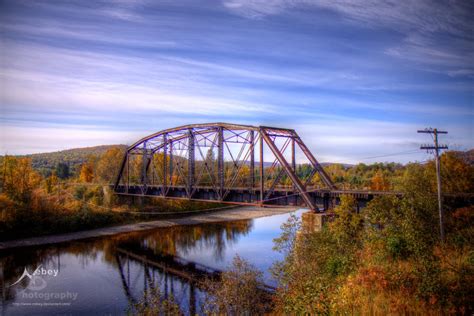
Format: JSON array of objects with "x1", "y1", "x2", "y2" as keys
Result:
[{"x1": 0, "y1": 209, "x2": 304, "y2": 315}]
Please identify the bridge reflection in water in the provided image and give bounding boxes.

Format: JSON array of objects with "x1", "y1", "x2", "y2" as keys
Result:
[
  {"x1": 110, "y1": 219, "x2": 260, "y2": 314},
  {"x1": 115, "y1": 246, "x2": 212, "y2": 315},
  {"x1": 1, "y1": 218, "x2": 260, "y2": 315},
  {"x1": 113, "y1": 123, "x2": 395, "y2": 211}
]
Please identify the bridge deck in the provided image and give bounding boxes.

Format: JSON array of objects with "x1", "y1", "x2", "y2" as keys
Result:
[{"x1": 114, "y1": 184, "x2": 402, "y2": 211}]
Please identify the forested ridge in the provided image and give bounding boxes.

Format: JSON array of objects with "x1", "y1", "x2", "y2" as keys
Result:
[
  {"x1": 13, "y1": 145, "x2": 474, "y2": 191},
  {"x1": 19, "y1": 145, "x2": 128, "y2": 177}
]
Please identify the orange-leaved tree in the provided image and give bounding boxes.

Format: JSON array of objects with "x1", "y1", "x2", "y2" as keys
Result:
[{"x1": 79, "y1": 162, "x2": 94, "y2": 183}]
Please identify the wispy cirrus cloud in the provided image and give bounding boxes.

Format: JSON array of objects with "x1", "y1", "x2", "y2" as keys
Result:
[
  {"x1": 222, "y1": 0, "x2": 474, "y2": 75},
  {"x1": 0, "y1": 0, "x2": 472, "y2": 160},
  {"x1": 222, "y1": 0, "x2": 473, "y2": 37},
  {"x1": 0, "y1": 123, "x2": 143, "y2": 154},
  {"x1": 294, "y1": 116, "x2": 473, "y2": 164},
  {"x1": 2, "y1": 40, "x2": 469, "y2": 123}
]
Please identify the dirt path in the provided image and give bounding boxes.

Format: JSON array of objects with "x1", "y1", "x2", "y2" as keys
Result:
[{"x1": 0, "y1": 206, "x2": 298, "y2": 250}]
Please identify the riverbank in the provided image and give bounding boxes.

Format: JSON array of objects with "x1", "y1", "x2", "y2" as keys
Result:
[{"x1": 0, "y1": 206, "x2": 298, "y2": 250}]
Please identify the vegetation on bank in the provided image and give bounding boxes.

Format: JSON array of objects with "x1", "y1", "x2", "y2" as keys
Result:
[
  {"x1": 128, "y1": 150, "x2": 473, "y2": 315},
  {"x1": 2, "y1": 145, "x2": 472, "y2": 313},
  {"x1": 130, "y1": 255, "x2": 273, "y2": 316},
  {"x1": 0, "y1": 146, "x2": 219, "y2": 241},
  {"x1": 276, "y1": 154, "x2": 473, "y2": 314}
]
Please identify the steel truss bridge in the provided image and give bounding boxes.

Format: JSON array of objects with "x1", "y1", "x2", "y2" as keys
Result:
[{"x1": 113, "y1": 123, "x2": 400, "y2": 211}]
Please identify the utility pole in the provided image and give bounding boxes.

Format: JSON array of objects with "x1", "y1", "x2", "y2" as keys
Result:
[{"x1": 418, "y1": 128, "x2": 448, "y2": 242}]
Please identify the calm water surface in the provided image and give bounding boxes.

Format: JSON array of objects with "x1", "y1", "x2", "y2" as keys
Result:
[{"x1": 0, "y1": 209, "x2": 304, "y2": 315}]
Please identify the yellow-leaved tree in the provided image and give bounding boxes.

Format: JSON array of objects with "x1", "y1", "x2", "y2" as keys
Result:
[
  {"x1": 95, "y1": 147, "x2": 125, "y2": 183},
  {"x1": 1, "y1": 156, "x2": 41, "y2": 204},
  {"x1": 370, "y1": 170, "x2": 390, "y2": 191},
  {"x1": 79, "y1": 162, "x2": 94, "y2": 183}
]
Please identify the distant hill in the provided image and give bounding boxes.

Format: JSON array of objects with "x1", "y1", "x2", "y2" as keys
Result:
[
  {"x1": 20, "y1": 145, "x2": 127, "y2": 174},
  {"x1": 17, "y1": 145, "x2": 352, "y2": 170},
  {"x1": 14, "y1": 145, "x2": 472, "y2": 176},
  {"x1": 320, "y1": 162, "x2": 354, "y2": 168}
]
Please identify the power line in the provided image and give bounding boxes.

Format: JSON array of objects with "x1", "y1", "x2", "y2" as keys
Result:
[
  {"x1": 325, "y1": 149, "x2": 423, "y2": 165},
  {"x1": 359, "y1": 149, "x2": 420, "y2": 160}
]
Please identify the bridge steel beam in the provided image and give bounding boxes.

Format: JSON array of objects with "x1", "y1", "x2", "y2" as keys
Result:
[
  {"x1": 291, "y1": 137, "x2": 296, "y2": 192},
  {"x1": 218, "y1": 127, "x2": 224, "y2": 200},
  {"x1": 188, "y1": 128, "x2": 195, "y2": 198},
  {"x1": 141, "y1": 142, "x2": 148, "y2": 191},
  {"x1": 114, "y1": 153, "x2": 128, "y2": 191},
  {"x1": 259, "y1": 133, "x2": 264, "y2": 205},
  {"x1": 163, "y1": 134, "x2": 168, "y2": 195},
  {"x1": 250, "y1": 130, "x2": 255, "y2": 191},
  {"x1": 126, "y1": 154, "x2": 129, "y2": 193},
  {"x1": 293, "y1": 135, "x2": 335, "y2": 189},
  {"x1": 260, "y1": 127, "x2": 317, "y2": 210},
  {"x1": 169, "y1": 141, "x2": 173, "y2": 187},
  {"x1": 291, "y1": 137, "x2": 296, "y2": 172}
]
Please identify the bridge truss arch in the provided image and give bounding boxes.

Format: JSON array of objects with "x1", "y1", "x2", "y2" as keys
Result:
[{"x1": 114, "y1": 122, "x2": 335, "y2": 210}]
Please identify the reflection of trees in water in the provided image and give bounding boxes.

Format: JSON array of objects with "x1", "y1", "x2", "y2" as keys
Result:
[
  {"x1": 99, "y1": 219, "x2": 253, "y2": 263},
  {"x1": 0, "y1": 219, "x2": 253, "y2": 304},
  {"x1": 133, "y1": 220, "x2": 253, "y2": 260}
]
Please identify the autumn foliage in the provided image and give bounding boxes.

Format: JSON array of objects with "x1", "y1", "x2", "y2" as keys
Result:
[
  {"x1": 0, "y1": 149, "x2": 472, "y2": 313},
  {"x1": 272, "y1": 152, "x2": 473, "y2": 314},
  {"x1": 0, "y1": 146, "x2": 216, "y2": 240}
]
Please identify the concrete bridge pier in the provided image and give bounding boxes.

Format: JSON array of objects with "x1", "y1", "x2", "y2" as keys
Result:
[{"x1": 301, "y1": 211, "x2": 329, "y2": 233}]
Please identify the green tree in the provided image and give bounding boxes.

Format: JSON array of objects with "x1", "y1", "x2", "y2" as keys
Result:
[
  {"x1": 330, "y1": 195, "x2": 363, "y2": 243},
  {"x1": 55, "y1": 162, "x2": 70, "y2": 179}
]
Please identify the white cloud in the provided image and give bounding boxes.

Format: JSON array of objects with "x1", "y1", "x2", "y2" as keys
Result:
[
  {"x1": 292, "y1": 117, "x2": 473, "y2": 164},
  {"x1": 223, "y1": 0, "x2": 291, "y2": 19},
  {"x1": 0, "y1": 124, "x2": 144, "y2": 155},
  {"x1": 222, "y1": 0, "x2": 472, "y2": 37},
  {"x1": 0, "y1": 42, "x2": 279, "y2": 116},
  {"x1": 1, "y1": 22, "x2": 177, "y2": 48}
]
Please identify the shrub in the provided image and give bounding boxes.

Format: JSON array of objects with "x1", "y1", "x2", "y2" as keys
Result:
[
  {"x1": 129, "y1": 288, "x2": 182, "y2": 316},
  {"x1": 203, "y1": 255, "x2": 271, "y2": 315}
]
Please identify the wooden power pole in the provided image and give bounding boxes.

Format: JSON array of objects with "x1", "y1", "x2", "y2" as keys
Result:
[{"x1": 418, "y1": 128, "x2": 448, "y2": 242}]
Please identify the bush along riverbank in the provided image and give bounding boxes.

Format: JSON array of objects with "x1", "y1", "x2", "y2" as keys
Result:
[
  {"x1": 0, "y1": 153, "x2": 219, "y2": 241},
  {"x1": 134, "y1": 157, "x2": 473, "y2": 315}
]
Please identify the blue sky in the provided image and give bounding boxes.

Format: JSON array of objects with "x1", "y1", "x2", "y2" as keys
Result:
[{"x1": 0, "y1": 0, "x2": 472, "y2": 163}]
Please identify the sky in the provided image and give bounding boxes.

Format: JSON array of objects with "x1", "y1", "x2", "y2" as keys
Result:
[{"x1": 0, "y1": 0, "x2": 473, "y2": 164}]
